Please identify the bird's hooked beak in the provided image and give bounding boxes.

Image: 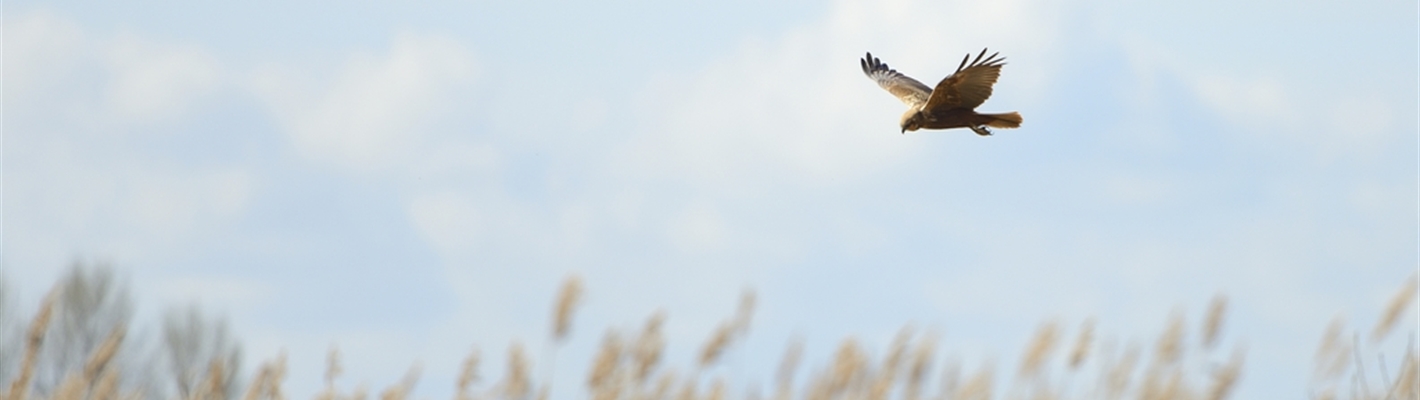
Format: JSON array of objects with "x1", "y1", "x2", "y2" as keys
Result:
[{"x1": 900, "y1": 126, "x2": 907, "y2": 134}]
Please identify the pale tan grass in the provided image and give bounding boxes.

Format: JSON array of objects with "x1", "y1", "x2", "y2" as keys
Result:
[
  {"x1": 827, "y1": 338, "x2": 867, "y2": 396},
  {"x1": 632, "y1": 313, "x2": 666, "y2": 383},
  {"x1": 1314, "y1": 317, "x2": 1352, "y2": 382},
  {"x1": 1389, "y1": 345, "x2": 1417, "y2": 400},
  {"x1": 802, "y1": 374, "x2": 831, "y2": 400},
  {"x1": 84, "y1": 326, "x2": 126, "y2": 383},
  {"x1": 240, "y1": 362, "x2": 270, "y2": 400},
  {"x1": 196, "y1": 359, "x2": 227, "y2": 400},
  {"x1": 25, "y1": 268, "x2": 1420, "y2": 400},
  {"x1": 904, "y1": 334, "x2": 935, "y2": 400},
  {"x1": 675, "y1": 380, "x2": 696, "y2": 400},
  {"x1": 5, "y1": 290, "x2": 55, "y2": 400},
  {"x1": 552, "y1": 275, "x2": 585, "y2": 343},
  {"x1": 316, "y1": 348, "x2": 341, "y2": 400},
  {"x1": 1019, "y1": 321, "x2": 1059, "y2": 378},
  {"x1": 327, "y1": 347, "x2": 343, "y2": 390},
  {"x1": 502, "y1": 344, "x2": 531, "y2": 400},
  {"x1": 456, "y1": 348, "x2": 481, "y2": 400},
  {"x1": 774, "y1": 339, "x2": 802, "y2": 398},
  {"x1": 1104, "y1": 345, "x2": 1139, "y2": 399},
  {"x1": 588, "y1": 330, "x2": 624, "y2": 390},
  {"x1": 1206, "y1": 349, "x2": 1243, "y2": 400},
  {"x1": 378, "y1": 365, "x2": 420, "y2": 400},
  {"x1": 91, "y1": 368, "x2": 119, "y2": 400},
  {"x1": 1201, "y1": 295, "x2": 1227, "y2": 350},
  {"x1": 698, "y1": 324, "x2": 735, "y2": 370},
  {"x1": 699, "y1": 290, "x2": 756, "y2": 371},
  {"x1": 1155, "y1": 312, "x2": 1185, "y2": 366},
  {"x1": 348, "y1": 385, "x2": 368, "y2": 400},
  {"x1": 884, "y1": 326, "x2": 914, "y2": 373},
  {"x1": 870, "y1": 327, "x2": 914, "y2": 400},
  {"x1": 933, "y1": 360, "x2": 960, "y2": 400},
  {"x1": 648, "y1": 370, "x2": 676, "y2": 400},
  {"x1": 706, "y1": 378, "x2": 726, "y2": 400},
  {"x1": 242, "y1": 353, "x2": 289, "y2": 400},
  {"x1": 954, "y1": 368, "x2": 993, "y2": 400},
  {"x1": 1068, "y1": 319, "x2": 1094, "y2": 371},
  {"x1": 733, "y1": 290, "x2": 755, "y2": 335},
  {"x1": 1372, "y1": 274, "x2": 1417, "y2": 343},
  {"x1": 51, "y1": 374, "x2": 86, "y2": 400}
]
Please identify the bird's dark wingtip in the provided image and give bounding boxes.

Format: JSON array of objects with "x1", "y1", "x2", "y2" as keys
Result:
[{"x1": 861, "y1": 52, "x2": 886, "y2": 75}]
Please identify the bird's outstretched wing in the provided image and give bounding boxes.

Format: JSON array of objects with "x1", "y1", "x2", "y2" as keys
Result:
[
  {"x1": 923, "y1": 48, "x2": 1005, "y2": 112},
  {"x1": 861, "y1": 52, "x2": 932, "y2": 108}
]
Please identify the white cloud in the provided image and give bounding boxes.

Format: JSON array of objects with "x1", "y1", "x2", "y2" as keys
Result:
[
  {"x1": 409, "y1": 191, "x2": 485, "y2": 258},
  {"x1": 2, "y1": 10, "x2": 251, "y2": 278},
  {"x1": 1192, "y1": 74, "x2": 1296, "y2": 129},
  {"x1": 5, "y1": 144, "x2": 256, "y2": 273},
  {"x1": 254, "y1": 33, "x2": 478, "y2": 172},
  {"x1": 3, "y1": 10, "x2": 87, "y2": 98},
  {"x1": 4, "y1": 10, "x2": 221, "y2": 127},
  {"x1": 617, "y1": 0, "x2": 1062, "y2": 194},
  {"x1": 1111, "y1": 30, "x2": 1411, "y2": 161},
  {"x1": 102, "y1": 33, "x2": 222, "y2": 123},
  {"x1": 668, "y1": 202, "x2": 730, "y2": 253}
]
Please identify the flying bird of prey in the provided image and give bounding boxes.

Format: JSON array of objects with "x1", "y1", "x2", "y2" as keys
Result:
[{"x1": 860, "y1": 49, "x2": 1022, "y2": 135}]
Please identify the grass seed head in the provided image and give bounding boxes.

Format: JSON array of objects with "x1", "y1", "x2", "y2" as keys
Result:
[
  {"x1": 1068, "y1": 319, "x2": 1094, "y2": 371},
  {"x1": 1105, "y1": 345, "x2": 1139, "y2": 397},
  {"x1": 85, "y1": 325, "x2": 126, "y2": 381},
  {"x1": 589, "y1": 330, "x2": 625, "y2": 390},
  {"x1": 776, "y1": 339, "x2": 804, "y2": 391},
  {"x1": 1206, "y1": 348, "x2": 1244, "y2": 400},
  {"x1": 1202, "y1": 295, "x2": 1228, "y2": 350},
  {"x1": 634, "y1": 312, "x2": 667, "y2": 383},
  {"x1": 552, "y1": 274, "x2": 585, "y2": 343},
  {"x1": 504, "y1": 343, "x2": 531, "y2": 400},
  {"x1": 457, "y1": 348, "x2": 481, "y2": 400},
  {"x1": 1372, "y1": 274, "x2": 1417, "y2": 343},
  {"x1": 1155, "y1": 312, "x2": 1185, "y2": 366},
  {"x1": 954, "y1": 368, "x2": 993, "y2": 400},
  {"x1": 6, "y1": 289, "x2": 57, "y2": 400},
  {"x1": 733, "y1": 289, "x2": 756, "y2": 335},
  {"x1": 904, "y1": 334, "x2": 935, "y2": 400},
  {"x1": 326, "y1": 347, "x2": 344, "y2": 389},
  {"x1": 1019, "y1": 321, "x2": 1059, "y2": 378},
  {"x1": 828, "y1": 338, "x2": 867, "y2": 395},
  {"x1": 379, "y1": 365, "x2": 421, "y2": 400},
  {"x1": 1314, "y1": 317, "x2": 1351, "y2": 381},
  {"x1": 699, "y1": 324, "x2": 736, "y2": 370}
]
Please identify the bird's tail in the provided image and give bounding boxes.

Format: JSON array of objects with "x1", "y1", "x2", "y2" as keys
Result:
[{"x1": 984, "y1": 112, "x2": 1023, "y2": 129}]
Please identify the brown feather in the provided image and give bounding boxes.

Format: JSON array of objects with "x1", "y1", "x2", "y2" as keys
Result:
[{"x1": 923, "y1": 49, "x2": 1006, "y2": 112}]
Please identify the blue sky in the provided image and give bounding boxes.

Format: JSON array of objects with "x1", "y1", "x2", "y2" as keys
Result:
[{"x1": 4, "y1": 0, "x2": 1416, "y2": 398}]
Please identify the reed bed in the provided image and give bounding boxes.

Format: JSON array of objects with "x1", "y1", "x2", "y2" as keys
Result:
[{"x1": 4, "y1": 275, "x2": 1416, "y2": 400}]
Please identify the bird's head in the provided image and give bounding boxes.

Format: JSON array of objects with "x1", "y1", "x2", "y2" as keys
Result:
[{"x1": 899, "y1": 111, "x2": 924, "y2": 134}]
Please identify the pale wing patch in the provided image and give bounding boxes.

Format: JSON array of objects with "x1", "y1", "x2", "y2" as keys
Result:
[{"x1": 860, "y1": 52, "x2": 931, "y2": 108}]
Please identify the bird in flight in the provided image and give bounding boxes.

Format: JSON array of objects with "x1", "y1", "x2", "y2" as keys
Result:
[{"x1": 860, "y1": 49, "x2": 1022, "y2": 135}]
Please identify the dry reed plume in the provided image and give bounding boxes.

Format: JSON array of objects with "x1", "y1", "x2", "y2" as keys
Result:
[
  {"x1": 1309, "y1": 275, "x2": 1419, "y2": 400},
  {"x1": 6, "y1": 290, "x2": 55, "y2": 400},
  {"x1": 553, "y1": 276, "x2": 585, "y2": 344},
  {"x1": 6, "y1": 273, "x2": 1417, "y2": 400}
]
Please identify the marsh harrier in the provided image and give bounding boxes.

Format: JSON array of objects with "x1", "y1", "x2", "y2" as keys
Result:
[{"x1": 860, "y1": 49, "x2": 1022, "y2": 135}]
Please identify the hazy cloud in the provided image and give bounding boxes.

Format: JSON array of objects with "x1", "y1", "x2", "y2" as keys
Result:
[{"x1": 254, "y1": 33, "x2": 478, "y2": 173}]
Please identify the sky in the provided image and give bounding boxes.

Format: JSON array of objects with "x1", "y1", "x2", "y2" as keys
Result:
[{"x1": 3, "y1": 0, "x2": 1417, "y2": 398}]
